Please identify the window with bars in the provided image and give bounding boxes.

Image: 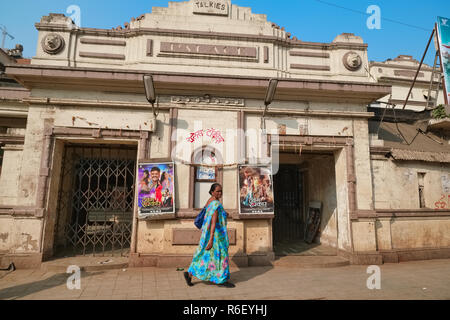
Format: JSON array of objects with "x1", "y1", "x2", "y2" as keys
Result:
[{"x1": 418, "y1": 172, "x2": 426, "y2": 209}]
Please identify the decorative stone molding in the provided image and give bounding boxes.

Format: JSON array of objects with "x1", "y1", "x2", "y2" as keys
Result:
[
  {"x1": 290, "y1": 51, "x2": 330, "y2": 58},
  {"x1": 41, "y1": 33, "x2": 65, "y2": 55},
  {"x1": 291, "y1": 64, "x2": 330, "y2": 71},
  {"x1": 171, "y1": 95, "x2": 244, "y2": 106},
  {"x1": 79, "y1": 38, "x2": 126, "y2": 46},
  {"x1": 343, "y1": 51, "x2": 362, "y2": 71},
  {"x1": 79, "y1": 52, "x2": 125, "y2": 60}
]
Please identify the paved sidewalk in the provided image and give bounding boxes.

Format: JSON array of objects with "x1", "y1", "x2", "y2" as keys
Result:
[{"x1": 0, "y1": 259, "x2": 449, "y2": 300}]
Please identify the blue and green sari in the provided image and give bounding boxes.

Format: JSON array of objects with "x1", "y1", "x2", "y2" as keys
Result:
[{"x1": 188, "y1": 200, "x2": 230, "y2": 284}]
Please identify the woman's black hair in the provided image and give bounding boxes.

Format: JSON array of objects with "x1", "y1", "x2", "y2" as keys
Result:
[
  {"x1": 209, "y1": 183, "x2": 222, "y2": 195},
  {"x1": 160, "y1": 171, "x2": 167, "y2": 184}
]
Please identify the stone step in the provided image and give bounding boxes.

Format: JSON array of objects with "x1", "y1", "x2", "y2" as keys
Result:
[
  {"x1": 41, "y1": 256, "x2": 129, "y2": 273},
  {"x1": 273, "y1": 255, "x2": 350, "y2": 268}
]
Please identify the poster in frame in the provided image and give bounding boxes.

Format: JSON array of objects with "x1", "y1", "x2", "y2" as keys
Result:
[
  {"x1": 137, "y1": 161, "x2": 175, "y2": 218},
  {"x1": 238, "y1": 165, "x2": 274, "y2": 214},
  {"x1": 437, "y1": 16, "x2": 450, "y2": 105}
]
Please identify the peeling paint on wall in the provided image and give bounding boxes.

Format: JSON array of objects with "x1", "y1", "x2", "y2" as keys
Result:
[
  {"x1": 20, "y1": 233, "x2": 39, "y2": 251},
  {"x1": 441, "y1": 174, "x2": 450, "y2": 193},
  {"x1": 0, "y1": 233, "x2": 8, "y2": 243}
]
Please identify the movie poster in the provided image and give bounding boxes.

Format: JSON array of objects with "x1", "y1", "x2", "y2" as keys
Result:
[
  {"x1": 137, "y1": 162, "x2": 175, "y2": 217},
  {"x1": 437, "y1": 16, "x2": 450, "y2": 104},
  {"x1": 238, "y1": 165, "x2": 274, "y2": 214}
]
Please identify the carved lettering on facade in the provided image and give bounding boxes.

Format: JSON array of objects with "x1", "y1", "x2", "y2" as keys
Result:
[
  {"x1": 193, "y1": 0, "x2": 229, "y2": 16},
  {"x1": 171, "y1": 95, "x2": 244, "y2": 106},
  {"x1": 160, "y1": 42, "x2": 257, "y2": 59}
]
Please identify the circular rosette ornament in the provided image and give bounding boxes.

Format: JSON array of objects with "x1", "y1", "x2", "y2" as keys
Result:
[
  {"x1": 42, "y1": 33, "x2": 65, "y2": 55},
  {"x1": 343, "y1": 51, "x2": 362, "y2": 71}
]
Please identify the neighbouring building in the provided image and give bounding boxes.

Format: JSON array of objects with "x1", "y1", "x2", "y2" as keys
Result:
[{"x1": 0, "y1": 0, "x2": 449, "y2": 269}]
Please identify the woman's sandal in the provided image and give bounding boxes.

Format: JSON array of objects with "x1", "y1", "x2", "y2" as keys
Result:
[
  {"x1": 218, "y1": 282, "x2": 235, "y2": 288},
  {"x1": 184, "y1": 272, "x2": 194, "y2": 287}
]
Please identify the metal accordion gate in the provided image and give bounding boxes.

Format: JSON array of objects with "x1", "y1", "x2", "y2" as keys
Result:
[
  {"x1": 273, "y1": 165, "x2": 305, "y2": 245},
  {"x1": 55, "y1": 144, "x2": 137, "y2": 257}
]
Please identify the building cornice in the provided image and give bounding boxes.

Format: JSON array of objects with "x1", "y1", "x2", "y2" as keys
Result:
[
  {"x1": 22, "y1": 96, "x2": 375, "y2": 119},
  {"x1": 376, "y1": 76, "x2": 441, "y2": 87},
  {"x1": 370, "y1": 61, "x2": 435, "y2": 72},
  {"x1": 5, "y1": 64, "x2": 391, "y2": 104},
  {"x1": 34, "y1": 24, "x2": 368, "y2": 50}
]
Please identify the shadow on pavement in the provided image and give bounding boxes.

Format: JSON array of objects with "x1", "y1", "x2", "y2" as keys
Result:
[
  {"x1": 230, "y1": 249, "x2": 274, "y2": 285},
  {"x1": 0, "y1": 271, "x2": 104, "y2": 300}
]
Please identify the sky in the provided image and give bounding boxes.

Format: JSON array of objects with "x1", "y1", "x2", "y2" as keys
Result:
[{"x1": 1, "y1": 0, "x2": 449, "y2": 66}]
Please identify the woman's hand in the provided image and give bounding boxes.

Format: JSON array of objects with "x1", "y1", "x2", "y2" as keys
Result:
[{"x1": 206, "y1": 239, "x2": 213, "y2": 251}]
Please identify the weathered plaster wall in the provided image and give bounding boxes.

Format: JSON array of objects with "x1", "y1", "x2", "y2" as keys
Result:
[
  {"x1": 372, "y1": 159, "x2": 450, "y2": 210},
  {"x1": 376, "y1": 218, "x2": 450, "y2": 250},
  {"x1": 353, "y1": 119, "x2": 374, "y2": 210},
  {"x1": 0, "y1": 217, "x2": 42, "y2": 253},
  {"x1": 352, "y1": 221, "x2": 377, "y2": 252},
  {"x1": 335, "y1": 148, "x2": 351, "y2": 251},
  {"x1": 17, "y1": 106, "x2": 54, "y2": 206},
  {"x1": 306, "y1": 155, "x2": 338, "y2": 248},
  {"x1": 0, "y1": 146, "x2": 23, "y2": 206},
  {"x1": 41, "y1": 139, "x2": 64, "y2": 257},
  {"x1": 245, "y1": 220, "x2": 271, "y2": 253}
]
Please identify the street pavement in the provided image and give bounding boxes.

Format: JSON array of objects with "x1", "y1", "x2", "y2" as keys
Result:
[{"x1": 0, "y1": 259, "x2": 449, "y2": 300}]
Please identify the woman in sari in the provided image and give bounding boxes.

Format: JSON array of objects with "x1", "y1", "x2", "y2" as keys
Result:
[{"x1": 184, "y1": 183, "x2": 235, "y2": 288}]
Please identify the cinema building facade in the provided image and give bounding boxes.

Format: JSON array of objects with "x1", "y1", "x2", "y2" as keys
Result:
[{"x1": 1, "y1": 0, "x2": 450, "y2": 269}]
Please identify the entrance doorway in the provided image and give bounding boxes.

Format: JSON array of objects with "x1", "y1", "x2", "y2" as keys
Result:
[
  {"x1": 273, "y1": 152, "x2": 339, "y2": 257},
  {"x1": 273, "y1": 164, "x2": 305, "y2": 247},
  {"x1": 54, "y1": 144, "x2": 137, "y2": 257}
]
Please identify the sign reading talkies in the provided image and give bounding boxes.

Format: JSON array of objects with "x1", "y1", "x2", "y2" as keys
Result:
[
  {"x1": 193, "y1": 0, "x2": 229, "y2": 16},
  {"x1": 437, "y1": 17, "x2": 450, "y2": 104}
]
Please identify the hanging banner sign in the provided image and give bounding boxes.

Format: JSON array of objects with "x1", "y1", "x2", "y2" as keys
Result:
[
  {"x1": 437, "y1": 16, "x2": 450, "y2": 104},
  {"x1": 137, "y1": 162, "x2": 175, "y2": 218},
  {"x1": 238, "y1": 165, "x2": 274, "y2": 214}
]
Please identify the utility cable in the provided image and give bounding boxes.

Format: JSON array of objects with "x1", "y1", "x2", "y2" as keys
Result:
[{"x1": 376, "y1": 96, "x2": 391, "y2": 137}]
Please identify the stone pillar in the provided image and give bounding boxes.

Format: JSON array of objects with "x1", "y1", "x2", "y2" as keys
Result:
[{"x1": 335, "y1": 147, "x2": 351, "y2": 252}]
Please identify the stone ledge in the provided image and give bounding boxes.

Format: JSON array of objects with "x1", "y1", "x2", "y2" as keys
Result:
[
  {"x1": 128, "y1": 252, "x2": 275, "y2": 268},
  {"x1": 338, "y1": 247, "x2": 450, "y2": 265},
  {"x1": 380, "y1": 247, "x2": 450, "y2": 263},
  {"x1": 0, "y1": 253, "x2": 43, "y2": 269},
  {"x1": 338, "y1": 249, "x2": 383, "y2": 265}
]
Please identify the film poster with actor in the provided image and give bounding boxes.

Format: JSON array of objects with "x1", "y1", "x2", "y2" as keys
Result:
[
  {"x1": 138, "y1": 162, "x2": 175, "y2": 217},
  {"x1": 239, "y1": 165, "x2": 274, "y2": 214}
]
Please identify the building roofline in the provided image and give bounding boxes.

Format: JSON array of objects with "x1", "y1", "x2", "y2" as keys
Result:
[
  {"x1": 34, "y1": 24, "x2": 369, "y2": 51},
  {"x1": 5, "y1": 64, "x2": 391, "y2": 103}
]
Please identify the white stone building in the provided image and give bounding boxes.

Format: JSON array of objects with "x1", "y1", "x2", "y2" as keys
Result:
[{"x1": 0, "y1": 0, "x2": 449, "y2": 269}]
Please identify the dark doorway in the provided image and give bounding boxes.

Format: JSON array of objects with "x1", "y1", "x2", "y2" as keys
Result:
[
  {"x1": 273, "y1": 164, "x2": 305, "y2": 247},
  {"x1": 54, "y1": 144, "x2": 137, "y2": 257}
]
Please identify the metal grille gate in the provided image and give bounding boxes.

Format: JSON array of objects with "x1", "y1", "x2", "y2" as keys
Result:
[
  {"x1": 273, "y1": 165, "x2": 305, "y2": 245},
  {"x1": 55, "y1": 145, "x2": 137, "y2": 257}
]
